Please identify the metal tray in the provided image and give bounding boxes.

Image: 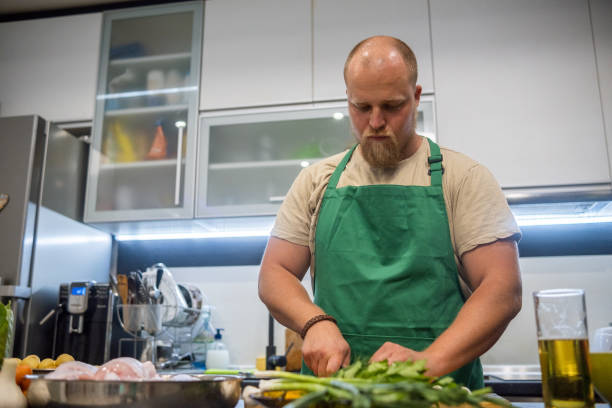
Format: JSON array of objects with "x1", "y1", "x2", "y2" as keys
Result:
[{"x1": 26, "y1": 374, "x2": 241, "y2": 408}]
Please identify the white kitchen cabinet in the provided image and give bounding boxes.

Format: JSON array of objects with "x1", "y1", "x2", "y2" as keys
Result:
[
  {"x1": 313, "y1": 0, "x2": 434, "y2": 101},
  {"x1": 197, "y1": 105, "x2": 353, "y2": 217},
  {"x1": 85, "y1": 2, "x2": 203, "y2": 223},
  {"x1": 200, "y1": 0, "x2": 312, "y2": 110},
  {"x1": 0, "y1": 13, "x2": 101, "y2": 122},
  {"x1": 430, "y1": 0, "x2": 610, "y2": 188},
  {"x1": 590, "y1": 0, "x2": 612, "y2": 182},
  {"x1": 197, "y1": 99, "x2": 436, "y2": 217}
]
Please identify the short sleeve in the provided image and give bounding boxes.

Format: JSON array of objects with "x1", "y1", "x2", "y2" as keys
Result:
[
  {"x1": 270, "y1": 167, "x2": 313, "y2": 247},
  {"x1": 452, "y1": 164, "x2": 521, "y2": 258}
]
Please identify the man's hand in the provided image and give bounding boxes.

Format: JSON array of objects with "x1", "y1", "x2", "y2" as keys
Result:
[
  {"x1": 302, "y1": 320, "x2": 351, "y2": 377},
  {"x1": 370, "y1": 342, "x2": 421, "y2": 364},
  {"x1": 369, "y1": 342, "x2": 446, "y2": 376}
]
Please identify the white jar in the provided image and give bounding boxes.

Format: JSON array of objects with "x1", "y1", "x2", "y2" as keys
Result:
[{"x1": 146, "y1": 69, "x2": 165, "y2": 106}]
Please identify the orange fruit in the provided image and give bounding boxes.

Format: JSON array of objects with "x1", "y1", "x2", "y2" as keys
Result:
[{"x1": 15, "y1": 363, "x2": 32, "y2": 391}]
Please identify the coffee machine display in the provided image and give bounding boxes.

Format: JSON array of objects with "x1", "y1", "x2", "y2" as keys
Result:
[
  {"x1": 53, "y1": 282, "x2": 121, "y2": 365},
  {"x1": 67, "y1": 282, "x2": 91, "y2": 334}
]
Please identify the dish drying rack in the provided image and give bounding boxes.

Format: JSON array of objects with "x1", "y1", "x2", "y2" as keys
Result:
[{"x1": 116, "y1": 303, "x2": 212, "y2": 368}]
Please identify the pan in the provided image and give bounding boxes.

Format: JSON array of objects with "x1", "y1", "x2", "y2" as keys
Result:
[{"x1": 26, "y1": 374, "x2": 242, "y2": 408}]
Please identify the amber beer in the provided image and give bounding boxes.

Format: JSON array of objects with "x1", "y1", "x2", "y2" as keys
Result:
[
  {"x1": 538, "y1": 339, "x2": 595, "y2": 408},
  {"x1": 533, "y1": 289, "x2": 594, "y2": 408}
]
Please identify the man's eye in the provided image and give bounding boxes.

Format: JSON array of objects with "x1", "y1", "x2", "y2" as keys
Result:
[
  {"x1": 355, "y1": 105, "x2": 370, "y2": 112},
  {"x1": 384, "y1": 104, "x2": 402, "y2": 111}
]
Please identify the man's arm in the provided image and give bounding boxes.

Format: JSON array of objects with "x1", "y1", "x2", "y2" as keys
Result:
[
  {"x1": 258, "y1": 236, "x2": 351, "y2": 376},
  {"x1": 370, "y1": 238, "x2": 522, "y2": 376}
]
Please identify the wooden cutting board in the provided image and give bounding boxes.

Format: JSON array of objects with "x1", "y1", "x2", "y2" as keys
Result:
[{"x1": 285, "y1": 328, "x2": 303, "y2": 372}]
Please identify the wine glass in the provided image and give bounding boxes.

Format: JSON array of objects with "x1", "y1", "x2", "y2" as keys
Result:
[{"x1": 590, "y1": 326, "x2": 612, "y2": 405}]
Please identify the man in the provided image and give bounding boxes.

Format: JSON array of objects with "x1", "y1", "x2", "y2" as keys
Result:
[{"x1": 258, "y1": 36, "x2": 521, "y2": 388}]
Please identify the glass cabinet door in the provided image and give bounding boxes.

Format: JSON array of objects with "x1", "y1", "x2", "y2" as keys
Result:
[
  {"x1": 197, "y1": 99, "x2": 436, "y2": 218},
  {"x1": 85, "y1": 2, "x2": 202, "y2": 223}
]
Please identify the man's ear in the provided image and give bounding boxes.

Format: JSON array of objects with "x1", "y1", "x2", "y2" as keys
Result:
[{"x1": 414, "y1": 85, "x2": 422, "y2": 103}]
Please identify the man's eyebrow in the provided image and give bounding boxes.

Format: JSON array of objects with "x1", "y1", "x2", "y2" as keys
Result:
[{"x1": 382, "y1": 98, "x2": 406, "y2": 104}]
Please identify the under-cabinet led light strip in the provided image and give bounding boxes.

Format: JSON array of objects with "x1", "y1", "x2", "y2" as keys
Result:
[
  {"x1": 114, "y1": 214, "x2": 612, "y2": 241},
  {"x1": 114, "y1": 229, "x2": 272, "y2": 241},
  {"x1": 514, "y1": 215, "x2": 612, "y2": 227}
]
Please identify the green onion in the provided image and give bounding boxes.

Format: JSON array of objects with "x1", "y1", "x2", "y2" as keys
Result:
[{"x1": 254, "y1": 360, "x2": 515, "y2": 408}]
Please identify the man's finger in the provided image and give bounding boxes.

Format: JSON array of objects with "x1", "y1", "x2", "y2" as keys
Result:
[
  {"x1": 316, "y1": 354, "x2": 328, "y2": 377},
  {"x1": 325, "y1": 354, "x2": 343, "y2": 377},
  {"x1": 342, "y1": 347, "x2": 351, "y2": 368},
  {"x1": 369, "y1": 345, "x2": 391, "y2": 362}
]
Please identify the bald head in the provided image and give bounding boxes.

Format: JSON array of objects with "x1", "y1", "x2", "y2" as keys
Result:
[{"x1": 343, "y1": 36, "x2": 418, "y2": 86}]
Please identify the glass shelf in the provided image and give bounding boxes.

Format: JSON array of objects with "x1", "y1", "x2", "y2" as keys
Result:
[
  {"x1": 208, "y1": 157, "x2": 322, "y2": 171},
  {"x1": 100, "y1": 158, "x2": 186, "y2": 171},
  {"x1": 104, "y1": 104, "x2": 189, "y2": 117},
  {"x1": 109, "y1": 52, "x2": 191, "y2": 67}
]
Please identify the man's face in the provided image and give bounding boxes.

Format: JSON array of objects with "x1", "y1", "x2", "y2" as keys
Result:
[{"x1": 346, "y1": 61, "x2": 422, "y2": 168}]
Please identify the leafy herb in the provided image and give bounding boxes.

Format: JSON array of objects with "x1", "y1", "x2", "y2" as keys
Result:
[
  {"x1": 256, "y1": 360, "x2": 513, "y2": 408},
  {"x1": 0, "y1": 301, "x2": 14, "y2": 366}
]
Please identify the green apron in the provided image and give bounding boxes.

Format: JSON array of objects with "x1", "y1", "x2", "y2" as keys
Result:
[{"x1": 303, "y1": 138, "x2": 484, "y2": 388}]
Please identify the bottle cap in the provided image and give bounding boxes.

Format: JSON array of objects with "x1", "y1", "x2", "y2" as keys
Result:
[{"x1": 215, "y1": 328, "x2": 224, "y2": 340}]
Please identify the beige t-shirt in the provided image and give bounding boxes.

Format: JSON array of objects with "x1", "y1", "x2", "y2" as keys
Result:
[{"x1": 272, "y1": 136, "x2": 521, "y2": 293}]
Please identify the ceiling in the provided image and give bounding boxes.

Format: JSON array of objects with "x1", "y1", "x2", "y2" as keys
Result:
[{"x1": 0, "y1": 0, "x2": 166, "y2": 18}]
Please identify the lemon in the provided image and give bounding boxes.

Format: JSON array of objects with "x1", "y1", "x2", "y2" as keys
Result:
[
  {"x1": 54, "y1": 353, "x2": 74, "y2": 366},
  {"x1": 21, "y1": 354, "x2": 40, "y2": 370},
  {"x1": 38, "y1": 358, "x2": 55, "y2": 369}
]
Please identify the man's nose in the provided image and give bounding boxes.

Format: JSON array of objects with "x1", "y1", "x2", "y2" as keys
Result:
[{"x1": 369, "y1": 107, "x2": 386, "y2": 130}]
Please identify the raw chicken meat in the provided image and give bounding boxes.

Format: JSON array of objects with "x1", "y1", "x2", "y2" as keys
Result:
[
  {"x1": 46, "y1": 361, "x2": 98, "y2": 380},
  {"x1": 46, "y1": 357, "x2": 159, "y2": 381},
  {"x1": 93, "y1": 357, "x2": 159, "y2": 381}
]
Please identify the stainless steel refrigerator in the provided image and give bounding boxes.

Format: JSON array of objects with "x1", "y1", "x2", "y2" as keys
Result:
[{"x1": 0, "y1": 115, "x2": 113, "y2": 358}]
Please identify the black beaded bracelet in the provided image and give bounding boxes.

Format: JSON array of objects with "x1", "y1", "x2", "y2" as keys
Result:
[{"x1": 300, "y1": 314, "x2": 337, "y2": 339}]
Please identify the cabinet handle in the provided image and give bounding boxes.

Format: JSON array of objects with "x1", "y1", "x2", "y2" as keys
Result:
[
  {"x1": 174, "y1": 121, "x2": 186, "y2": 206},
  {"x1": 268, "y1": 196, "x2": 286, "y2": 203}
]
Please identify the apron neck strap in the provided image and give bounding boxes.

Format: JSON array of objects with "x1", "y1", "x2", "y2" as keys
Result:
[
  {"x1": 426, "y1": 138, "x2": 444, "y2": 186},
  {"x1": 328, "y1": 144, "x2": 358, "y2": 189},
  {"x1": 329, "y1": 138, "x2": 444, "y2": 188}
]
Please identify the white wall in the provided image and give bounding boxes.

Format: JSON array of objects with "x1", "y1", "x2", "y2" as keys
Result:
[{"x1": 171, "y1": 255, "x2": 611, "y2": 368}]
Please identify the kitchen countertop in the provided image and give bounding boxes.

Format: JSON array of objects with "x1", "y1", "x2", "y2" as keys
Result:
[
  {"x1": 511, "y1": 405, "x2": 608, "y2": 408},
  {"x1": 232, "y1": 401, "x2": 609, "y2": 408}
]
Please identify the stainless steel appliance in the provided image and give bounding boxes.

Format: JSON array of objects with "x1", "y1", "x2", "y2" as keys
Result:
[{"x1": 0, "y1": 115, "x2": 113, "y2": 359}]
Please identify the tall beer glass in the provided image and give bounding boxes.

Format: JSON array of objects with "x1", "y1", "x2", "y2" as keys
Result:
[{"x1": 534, "y1": 289, "x2": 595, "y2": 408}]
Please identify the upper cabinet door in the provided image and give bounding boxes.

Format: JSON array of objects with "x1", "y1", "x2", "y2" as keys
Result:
[
  {"x1": 0, "y1": 13, "x2": 101, "y2": 122},
  {"x1": 430, "y1": 0, "x2": 610, "y2": 188},
  {"x1": 200, "y1": 0, "x2": 312, "y2": 110},
  {"x1": 313, "y1": 0, "x2": 434, "y2": 101},
  {"x1": 590, "y1": 0, "x2": 612, "y2": 181},
  {"x1": 84, "y1": 2, "x2": 203, "y2": 223}
]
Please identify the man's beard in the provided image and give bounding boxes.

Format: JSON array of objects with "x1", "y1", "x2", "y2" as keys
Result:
[{"x1": 360, "y1": 131, "x2": 401, "y2": 168}]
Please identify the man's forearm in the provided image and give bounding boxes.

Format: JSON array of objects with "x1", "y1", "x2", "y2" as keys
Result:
[
  {"x1": 258, "y1": 264, "x2": 325, "y2": 333},
  {"x1": 423, "y1": 277, "x2": 521, "y2": 376}
]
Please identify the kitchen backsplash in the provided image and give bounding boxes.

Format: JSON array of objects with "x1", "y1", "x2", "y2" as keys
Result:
[
  {"x1": 170, "y1": 265, "x2": 313, "y2": 367},
  {"x1": 170, "y1": 254, "x2": 612, "y2": 367}
]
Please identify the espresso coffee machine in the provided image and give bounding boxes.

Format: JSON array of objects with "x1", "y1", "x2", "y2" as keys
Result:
[{"x1": 53, "y1": 282, "x2": 120, "y2": 365}]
